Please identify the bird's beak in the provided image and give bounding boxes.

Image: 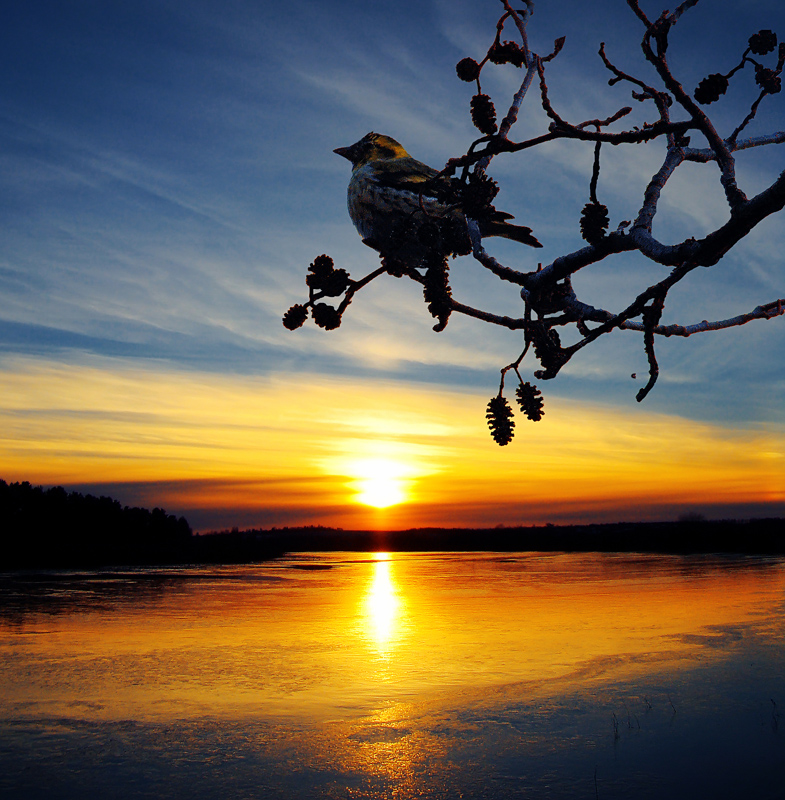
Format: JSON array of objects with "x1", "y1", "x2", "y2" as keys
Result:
[{"x1": 333, "y1": 145, "x2": 354, "y2": 162}]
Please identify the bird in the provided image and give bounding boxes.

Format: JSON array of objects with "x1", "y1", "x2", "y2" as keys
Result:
[{"x1": 333, "y1": 132, "x2": 542, "y2": 264}]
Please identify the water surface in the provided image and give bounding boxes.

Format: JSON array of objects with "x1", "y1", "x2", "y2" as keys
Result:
[{"x1": 1, "y1": 552, "x2": 784, "y2": 798}]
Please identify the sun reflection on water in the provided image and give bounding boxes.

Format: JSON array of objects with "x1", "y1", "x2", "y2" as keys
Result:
[{"x1": 363, "y1": 553, "x2": 402, "y2": 652}]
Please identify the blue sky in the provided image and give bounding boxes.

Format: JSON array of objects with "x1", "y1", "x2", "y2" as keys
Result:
[{"x1": 1, "y1": 0, "x2": 783, "y2": 528}]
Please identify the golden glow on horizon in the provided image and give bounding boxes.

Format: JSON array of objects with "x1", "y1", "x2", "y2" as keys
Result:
[{"x1": 0, "y1": 356, "x2": 783, "y2": 528}]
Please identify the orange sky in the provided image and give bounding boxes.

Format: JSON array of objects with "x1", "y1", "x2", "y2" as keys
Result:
[{"x1": 1, "y1": 356, "x2": 782, "y2": 530}]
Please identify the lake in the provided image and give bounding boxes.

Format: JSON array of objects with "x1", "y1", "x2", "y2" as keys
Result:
[{"x1": 1, "y1": 552, "x2": 784, "y2": 799}]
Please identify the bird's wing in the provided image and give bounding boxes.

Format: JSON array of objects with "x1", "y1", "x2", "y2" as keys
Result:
[{"x1": 371, "y1": 157, "x2": 450, "y2": 197}]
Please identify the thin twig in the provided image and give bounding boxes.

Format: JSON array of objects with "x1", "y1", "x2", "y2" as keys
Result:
[
  {"x1": 589, "y1": 141, "x2": 602, "y2": 204},
  {"x1": 620, "y1": 298, "x2": 785, "y2": 336},
  {"x1": 636, "y1": 293, "x2": 665, "y2": 402}
]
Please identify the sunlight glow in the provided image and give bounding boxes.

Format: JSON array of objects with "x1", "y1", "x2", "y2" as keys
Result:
[
  {"x1": 1, "y1": 360, "x2": 783, "y2": 529},
  {"x1": 357, "y1": 478, "x2": 404, "y2": 508},
  {"x1": 350, "y1": 458, "x2": 411, "y2": 508}
]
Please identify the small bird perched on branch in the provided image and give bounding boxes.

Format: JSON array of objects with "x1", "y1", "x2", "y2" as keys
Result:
[{"x1": 334, "y1": 132, "x2": 541, "y2": 264}]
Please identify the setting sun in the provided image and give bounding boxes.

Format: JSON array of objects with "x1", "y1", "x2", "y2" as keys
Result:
[
  {"x1": 357, "y1": 476, "x2": 404, "y2": 508},
  {"x1": 349, "y1": 458, "x2": 412, "y2": 508}
]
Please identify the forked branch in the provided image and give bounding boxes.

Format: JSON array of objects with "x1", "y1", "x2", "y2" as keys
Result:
[{"x1": 284, "y1": 0, "x2": 784, "y2": 445}]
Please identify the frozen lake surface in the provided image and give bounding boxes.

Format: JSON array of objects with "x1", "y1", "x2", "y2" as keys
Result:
[{"x1": 1, "y1": 551, "x2": 784, "y2": 798}]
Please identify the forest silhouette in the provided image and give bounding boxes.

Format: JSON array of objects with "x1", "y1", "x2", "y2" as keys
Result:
[{"x1": 1, "y1": 480, "x2": 193, "y2": 568}]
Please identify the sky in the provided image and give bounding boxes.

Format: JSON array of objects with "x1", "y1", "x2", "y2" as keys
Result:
[{"x1": 1, "y1": 0, "x2": 783, "y2": 531}]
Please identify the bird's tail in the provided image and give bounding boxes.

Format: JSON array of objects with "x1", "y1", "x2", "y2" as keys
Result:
[{"x1": 481, "y1": 219, "x2": 542, "y2": 248}]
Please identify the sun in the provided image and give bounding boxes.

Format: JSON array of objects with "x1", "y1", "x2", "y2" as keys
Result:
[
  {"x1": 356, "y1": 475, "x2": 405, "y2": 508},
  {"x1": 350, "y1": 458, "x2": 409, "y2": 508}
]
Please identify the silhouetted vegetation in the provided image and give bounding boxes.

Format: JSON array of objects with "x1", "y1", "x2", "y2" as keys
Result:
[
  {"x1": 0, "y1": 480, "x2": 297, "y2": 569},
  {"x1": 222, "y1": 518, "x2": 785, "y2": 556},
  {"x1": 0, "y1": 480, "x2": 193, "y2": 569}
]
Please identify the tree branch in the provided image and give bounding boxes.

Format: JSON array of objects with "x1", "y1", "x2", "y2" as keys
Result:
[
  {"x1": 684, "y1": 131, "x2": 785, "y2": 163},
  {"x1": 633, "y1": 4, "x2": 748, "y2": 209},
  {"x1": 467, "y1": 219, "x2": 531, "y2": 285},
  {"x1": 291, "y1": 1, "x2": 785, "y2": 435},
  {"x1": 620, "y1": 298, "x2": 785, "y2": 336}
]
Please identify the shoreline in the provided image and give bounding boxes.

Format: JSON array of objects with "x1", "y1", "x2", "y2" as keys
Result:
[{"x1": 3, "y1": 517, "x2": 783, "y2": 572}]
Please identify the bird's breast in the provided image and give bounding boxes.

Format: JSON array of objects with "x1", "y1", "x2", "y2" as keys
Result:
[{"x1": 346, "y1": 165, "x2": 453, "y2": 243}]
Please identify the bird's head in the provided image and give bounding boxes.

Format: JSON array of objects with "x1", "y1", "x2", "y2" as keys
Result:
[{"x1": 334, "y1": 132, "x2": 410, "y2": 168}]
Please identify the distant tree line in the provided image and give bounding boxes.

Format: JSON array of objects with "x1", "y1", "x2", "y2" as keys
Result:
[
  {"x1": 229, "y1": 518, "x2": 785, "y2": 555},
  {"x1": 1, "y1": 480, "x2": 193, "y2": 569},
  {"x1": 2, "y1": 479, "x2": 783, "y2": 570}
]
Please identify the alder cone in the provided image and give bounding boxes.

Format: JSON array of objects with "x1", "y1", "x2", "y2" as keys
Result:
[
  {"x1": 694, "y1": 73, "x2": 729, "y2": 104},
  {"x1": 282, "y1": 304, "x2": 308, "y2": 330},
  {"x1": 516, "y1": 382, "x2": 544, "y2": 422},
  {"x1": 456, "y1": 57, "x2": 481, "y2": 82},
  {"x1": 471, "y1": 93, "x2": 498, "y2": 135},
  {"x1": 486, "y1": 395, "x2": 515, "y2": 445},
  {"x1": 580, "y1": 201, "x2": 609, "y2": 244}
]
